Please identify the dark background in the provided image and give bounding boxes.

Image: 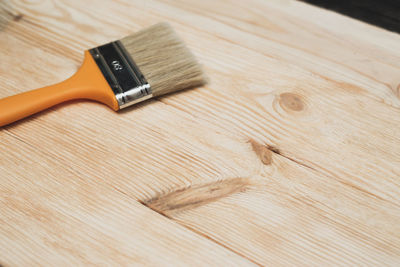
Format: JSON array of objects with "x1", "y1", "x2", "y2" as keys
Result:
[{"x1": 302, "y1": 0, "x2": 400, "y2": 34}]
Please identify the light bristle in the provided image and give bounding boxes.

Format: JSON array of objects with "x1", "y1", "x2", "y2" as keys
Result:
[{"x1": 120, "y1": 23, "x2": 207, "y2": 97}]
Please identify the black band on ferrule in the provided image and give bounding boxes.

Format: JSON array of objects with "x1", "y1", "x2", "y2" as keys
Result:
[{"x1": 89, "y1": 41, "x2": 152, "y2": 109}]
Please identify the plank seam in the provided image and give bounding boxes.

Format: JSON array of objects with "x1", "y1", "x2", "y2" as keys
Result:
[
  {"x1": 107, "y1": 182, "x2": 262, "y2": 266},
  {"x1": 137, "y1": 199, "x2": 263, "y2": 267}
]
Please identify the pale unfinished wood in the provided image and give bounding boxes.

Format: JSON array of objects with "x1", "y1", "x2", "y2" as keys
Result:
[
  {"x1": 0, "y1": 131, "x2": 253, "y2": 266},
  {"x1": 1, "y1": 0, "x2": 400, "y2": 266}
]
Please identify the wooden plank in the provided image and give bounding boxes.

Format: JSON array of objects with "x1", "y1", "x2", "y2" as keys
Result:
[
  {"x1": 142, "y1": 142, "x2": 400, "y2": 265},
  {"x1": 0, "y1": 131, "x2": 254, "y2": 266},
  {"x1": 1, "y1": 0, "x2": 400, "y2": 265}
]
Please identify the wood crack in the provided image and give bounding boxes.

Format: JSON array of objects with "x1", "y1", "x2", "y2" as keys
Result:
[
  {"x1": 249, "y1": 138, "x2": 396, "y2": 204},
  {"x1": 109, "y1": 177, "x2": 262, "y2": 266},
  {"x1": 249, "y1": 138, "x2": 318, "y2": 172},
  {"x1": 3, "y1": 129, "x2": 36, "y2": 149},
  {"x1": 159, "y1": 212, "x2": 263, "y2": 267},
  {"x1": 140, "y1": 202, "x2": 262, "y2": 266},
  {"x1": 138, "y1": 178, "x2": 262, "y2": 266},
  {"x1": 271, "y1": 149, "x2": 318, "y2": 173}
]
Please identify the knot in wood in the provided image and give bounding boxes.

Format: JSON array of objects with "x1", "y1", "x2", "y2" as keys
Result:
[{"x1": 279, "y1": 93, "x2": 304, "y2": 112}]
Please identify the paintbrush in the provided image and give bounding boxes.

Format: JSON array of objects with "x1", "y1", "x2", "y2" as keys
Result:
[{"x1": 0, "y1": 22, "x2": 206, "y2": 126}]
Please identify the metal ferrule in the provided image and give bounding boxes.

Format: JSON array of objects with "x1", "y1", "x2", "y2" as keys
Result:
[{"x1": 89, "y1": 41, "x2": 152, "y2": 109}]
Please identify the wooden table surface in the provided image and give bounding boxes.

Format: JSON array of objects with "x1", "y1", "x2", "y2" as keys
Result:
[{"x1": 1, "y1": 0, "x2": 400, "y2": 265}]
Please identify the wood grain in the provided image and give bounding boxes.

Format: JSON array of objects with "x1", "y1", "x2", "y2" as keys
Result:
[
  {"x1": 0, "y1": 131, "x2": 253, "y2": 266},
  {"x1": 1, "y1": 0, "x2": 400, "y2": 265}
]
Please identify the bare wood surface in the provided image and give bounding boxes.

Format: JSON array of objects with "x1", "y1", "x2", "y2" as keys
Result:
[
  {"x1": 0, "y1": 131, "x2": 252, "y2": 266},
  {"x1": 1, "y1": 0, "x2": 400, "y2": 266}
]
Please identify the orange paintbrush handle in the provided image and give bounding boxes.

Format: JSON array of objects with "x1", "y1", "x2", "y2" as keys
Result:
[{"x1": 0, "y1": 51, "x2": 119, "y2": 127}]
